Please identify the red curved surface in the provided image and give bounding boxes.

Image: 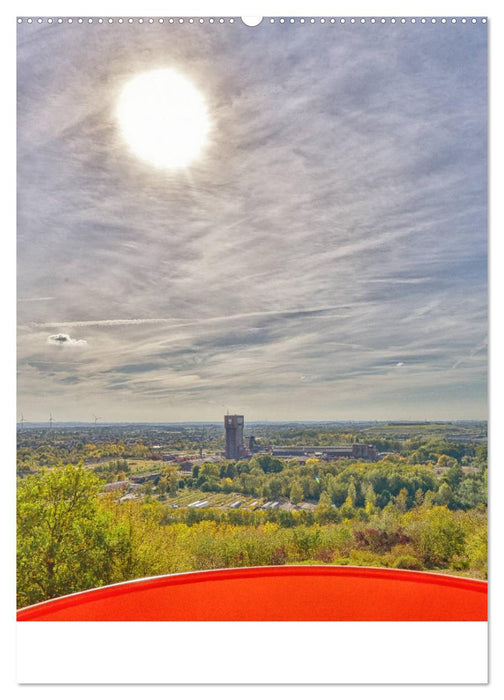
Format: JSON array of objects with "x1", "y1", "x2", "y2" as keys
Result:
[{"x1": 17, "y1": 566, "x2": 487, "y2": 621}]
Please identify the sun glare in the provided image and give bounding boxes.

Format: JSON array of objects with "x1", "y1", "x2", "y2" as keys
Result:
[{"x1": 116, "y1": 68, "x2": 210, "y2": 169}]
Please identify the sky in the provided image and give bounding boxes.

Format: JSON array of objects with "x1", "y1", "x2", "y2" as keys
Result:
[{"x1": 17, "y1": 18, "x2": 487, "y2": 422}]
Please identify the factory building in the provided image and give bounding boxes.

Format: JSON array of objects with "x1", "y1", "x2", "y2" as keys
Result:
[
  {"x1": 223, "y1": 414, "x2": 378, "y2": 462},
  {"x1": 271, "y1": 444, "x2": 378, "y2": 461}
]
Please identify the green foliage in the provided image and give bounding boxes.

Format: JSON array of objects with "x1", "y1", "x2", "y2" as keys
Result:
[
  {"x1": 317, "y1": 490, "x2": 332, "y2": 509},
  {"x1": 415, "y1": 507, "x2": 466, "y2": 568},
  {"x1": 289, "y1": 481, "x2": 303, "y2": 504},
  {"x1": 395, "y1": 488, "x2": 408, "y2": 513},
  {"x1": 364, "y1": 484, "x2": 377, "y2": 508},
  {"x1": 335, "y1": 549, "x2": 386, "y2": 568},
  {"x1": 328, "y1": 478, "x2": 349, "y2": 507},
  {"x1": 251, "y1": 455, "x2": 284, "y2": 473},
  {"x1": 445, "y1": 463, "x2": 464, "y2": 488},
  {"x1": 347, "y1": 481, "x2": 357, "y2": 507},
  {"x1": 392, "y1": 554, "x2": 423, "y2": 570},
  {"x1": 17, "y1": 423, "x2": 488, "y2": 606},
  {"x1": 435, "y1": 482, "x2": 454, "y2": 507},
  {"x1": 17, "y1": 465, "x2": 128, "y2": 607},
  {"x1": 453, "y1": 477, "x2": 487, "y2": 510},
  {"x1": 413, "y1": 488, "x2": 424, "y2": 508},
  {"x1": 465, "y1": 526, "x2": 488, "y2": 576}
]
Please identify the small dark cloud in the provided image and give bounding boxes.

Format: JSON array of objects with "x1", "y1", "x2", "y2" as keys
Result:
[
  {"x1": 47, "y1": 333, "x2": 87, "y2": 347},
  {"x1": 60, "y1": 375, "x2": 80, "y2": 385}
]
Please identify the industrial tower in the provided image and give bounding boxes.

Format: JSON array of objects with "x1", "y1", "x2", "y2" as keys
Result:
[{"x1": 224, "y1": 414, "x2": 245, "y2": 459}]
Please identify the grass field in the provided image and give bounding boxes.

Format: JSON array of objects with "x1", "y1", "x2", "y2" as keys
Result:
[{"x1": 125, "y1": 459, "x2": 166, "y2": 474}]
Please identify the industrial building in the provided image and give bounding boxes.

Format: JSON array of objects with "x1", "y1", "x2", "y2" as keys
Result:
[
  {"x1": 271, "y1": 444, "x2": 378, "y2": 461},
  {"x1": 223, "y1": 414, "x2": 378, "y2": 462}
]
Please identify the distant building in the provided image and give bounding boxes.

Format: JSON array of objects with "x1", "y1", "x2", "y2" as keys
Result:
[
  {"x1": 248, "y1": 435, "x2": 261, "y2": 453},
  {"x1": 350, "y1": 444, "x2": 378, "y2": 460},
  {"x1": 224, "y1": 414, "x2": 245, "y2": 459},
  {"x1": 223, "y1": 414, "x2": 377, "y2": 462},
  {"x1": 271, "y1": 444, "x2": 378, "y2": 461}
]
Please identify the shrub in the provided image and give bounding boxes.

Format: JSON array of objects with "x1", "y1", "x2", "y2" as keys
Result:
[
  {"x1": 392, "y1": 555, "x2": 423, "y2": 570},
  {"x1": 417, "y1": 507, "x2": 466, "y2": 568},
  {"x1": 451, "y1": 556, "x2": 470, "y2": 571},
  {"x1": 335, "y1": 549, "x2": 387, "y2": 567}
]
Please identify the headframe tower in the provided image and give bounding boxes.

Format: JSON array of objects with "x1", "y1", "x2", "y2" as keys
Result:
[{"x1": 224, "y1": 414, "x2": 245, "y2": 459}]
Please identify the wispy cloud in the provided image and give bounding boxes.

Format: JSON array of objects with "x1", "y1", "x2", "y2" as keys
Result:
[
  {"x1": 19, "y1": 297, "x2": 55, "y2": 302},
  {"x1": 17, "y1": 21, "x2": 487, "y2": 421}
]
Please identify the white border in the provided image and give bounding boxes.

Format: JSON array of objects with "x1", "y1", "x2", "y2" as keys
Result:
[
  {"x1": 17, "y1": 621, "x2": 488, "y2": 684},
  {"x1": 5, "y1": 2, "x2": 495, "y2": 19}
]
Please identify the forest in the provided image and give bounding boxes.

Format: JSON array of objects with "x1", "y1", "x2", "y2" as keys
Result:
[{"x1": 17, "y1": 421, "x2": 487, "y2": 608}]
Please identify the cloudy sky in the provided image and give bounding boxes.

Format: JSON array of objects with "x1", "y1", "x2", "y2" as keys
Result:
[{"x1": 17, "y1": 18, "x2": 487, "y2": 422}]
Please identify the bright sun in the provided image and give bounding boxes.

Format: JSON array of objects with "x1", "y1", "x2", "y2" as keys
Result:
[{"x1": 117, "y1": 68, "x2": 210, "y2": 169}]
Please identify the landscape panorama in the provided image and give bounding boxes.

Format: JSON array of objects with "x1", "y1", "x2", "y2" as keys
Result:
[{"x1": 17, "y1": 16, "x2": 487, "y2": 612}]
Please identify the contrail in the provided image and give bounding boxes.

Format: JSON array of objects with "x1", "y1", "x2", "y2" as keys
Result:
[{"x1": 33, "y1": 305, "x2": 349, "y2": 329}]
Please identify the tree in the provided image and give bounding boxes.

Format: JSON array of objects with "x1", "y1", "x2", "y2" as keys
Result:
[
  {"x1": 434, "y1": 482, "x2": 453, "y2": 507},
  {"x1": 418, "y1": 507, "x2": 466, "y2": 568},
  {"x1": 395, "y1": 487, "x2": 409, "y2": 513},
  {"x1": 347, "y1": 481, "x2": 357, "y2": 507},
  {"x1": 422, "y1": 490, "x2": 435, "y2": 509},
  {"x1": 17, "y1": 465, "x2": 127, "y2": 607},
  {"x1": 339, "y1": 483, "x2": 358, "y2": 519},
  {"x1": 465, "y1": 525, "x2": 487, "y2": 576},
  {"x1": 315, "y1": 490, "x2": 335, "y2": 522},
  {"x1": 268, "y1": 477, "x2": 283, "y2": 500},
  {"x1": 157, "y1": 476, "x2": 169, "y2": 495},
  {"x1": 236, "y1": 460, "x2": 251, "y2": 475},
  {"x1": 474, "y1": 444, "x2": 487, "y2": 472},
  {"x1": 196, "y1": 463, "x2": 221, "y2": 490},
  {"x1": 290, "y1": 481, "x2": 304, "y2": 505},
  {"x1": 318, "y1": 490, "x2": 332, "y2": 509},
  {"x1": 364, "y1": 484, "x2": 377, "y2": 506},
  {"x1": 222, "y1": 477, "x2": 234, "y2": 493},
  {"x1": 224, "y1": 462, "x2": 237, "y2": 479},
  {"x1": 254, "y1": 455, "x2": 283, "y2": 473},
  {"x1": 328, "y1": 478, "x2": 349, "y2": 507},
  {"x1": 168, "y1": 472, "x2": 179, "y2": 496},
  {"x1": 376, "y1": 489, "x2": 392, "y2": 509},
  {"x1": 364, "y1": 485, "x2": 378, "y2": 515},
  {"x1": 413, "y1": 488, "x2": 424, "y2": 508},
  {"x1": 445, "y1": 463, "x2": 463, "y2": 489},
  {"x1": 454, "y1": 477, "x2": 487, "y2": 510},
  {"x1": 198, "y1": 462, "x2": 220, "y2": 481},
  {"x1": 436, "y1": 454, "x2": 456, "y2": 469}
]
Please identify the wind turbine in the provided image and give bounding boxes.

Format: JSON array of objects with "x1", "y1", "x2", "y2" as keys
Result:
[
  {"x1": 93, "y1": 414, "x2": 102, "y2": 426},
  {"x1": 19, "y1": 412, "x2": 25, "y2": 429},
  {"x1": 49, "y1": 413, "x2": 54, "y2": 429}
]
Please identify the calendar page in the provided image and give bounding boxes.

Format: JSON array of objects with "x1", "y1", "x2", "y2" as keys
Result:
[{"x1": 15, "y1": 3, "x2": 488, "y2": 685}]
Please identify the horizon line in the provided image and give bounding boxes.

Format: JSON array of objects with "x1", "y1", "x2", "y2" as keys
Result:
[{"x1": 16, "y1": 418, "x2": 488, "y2": 425}]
